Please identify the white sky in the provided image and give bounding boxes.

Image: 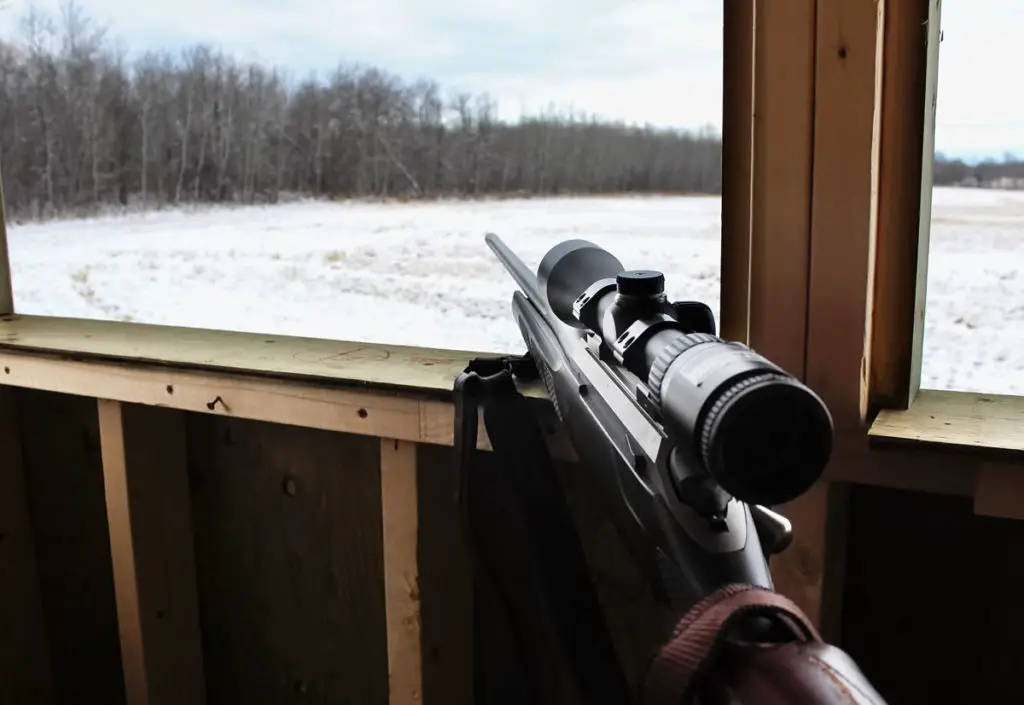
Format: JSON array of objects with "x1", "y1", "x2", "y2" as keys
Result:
[{"x1": 0, "y1": 0, "x2": 1020, "y2": 159}]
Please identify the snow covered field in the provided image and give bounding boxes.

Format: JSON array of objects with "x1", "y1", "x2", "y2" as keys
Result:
[{"x1": 5, "y1": 187, "x2": 1023, "y2": 395}]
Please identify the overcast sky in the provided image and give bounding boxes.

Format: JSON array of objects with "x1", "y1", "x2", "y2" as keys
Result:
[{"x1": 0, "y1": 0, "x2": 1019, "y2": 160}]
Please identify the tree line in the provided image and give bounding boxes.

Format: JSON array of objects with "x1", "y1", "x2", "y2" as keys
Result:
[
  {"x1": 0, "y1": 4, "x2": 722, "y2": 220},
  {"x1": 934, "y1": 154, "x2": 1024, "y2": 189}
]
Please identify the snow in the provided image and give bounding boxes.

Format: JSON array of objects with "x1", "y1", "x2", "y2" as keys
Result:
[{"x1": 5, "y1": 187, "x2": 1022, "y2": 395}]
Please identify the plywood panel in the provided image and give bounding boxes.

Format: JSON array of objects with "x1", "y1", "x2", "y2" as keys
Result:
[
  {"x1": 16, "y1": 389, "x2": 126, "y2": 704},
  {"x1": 185, "y1": 414, "x2": 388, "y2": 705},
  {"x1": 0, "y1": 387, "x2": 54, "y2": 704},
  {"x1": 415, "y1": 444, "x2": 473, "y2": 705}
]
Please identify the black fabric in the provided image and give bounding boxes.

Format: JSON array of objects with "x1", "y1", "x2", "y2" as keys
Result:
[{"x1": 454, "y1": 358, "x2": 632, "y2": 705}]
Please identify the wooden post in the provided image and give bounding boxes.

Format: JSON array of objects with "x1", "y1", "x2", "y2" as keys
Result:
[
  {"x1": 720, "y1": 0, "x2": 755, "y2": 342},
  {"x1": 380, "y1": 438, "x2": 423, "y2": 705},
  {"x1": 863, "y1": 0, "x2": 942, "y2": 415},
  {"x1": 97, "y1": 400, "x2": 206, "y2": 705},
  {"x1": 0, "y1": 161, "x2": 13, "y2": 315},
  {"x1": 790, "y1": 0, "x2": 887, "y2": 640},
  {"x1": 747, "y1": 0, "x2": 817, "y2": 377}
]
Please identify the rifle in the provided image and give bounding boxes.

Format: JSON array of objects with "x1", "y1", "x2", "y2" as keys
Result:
[{"x1": 452, "y1": 236, "x2": 883, "y2": 705}]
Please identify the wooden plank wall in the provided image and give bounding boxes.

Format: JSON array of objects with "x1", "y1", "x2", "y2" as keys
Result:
[
  {"x1": 0, "y1": 383, "x2": 705, "y2": 705},
  {"x1": 0, "y1": 388, "x2": 480, "y2": 705},
  {"x1": 185, "y1": 415, "x2": 390, "y2": 704}
]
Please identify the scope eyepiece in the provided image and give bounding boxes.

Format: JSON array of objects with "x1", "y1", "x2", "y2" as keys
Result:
[{"x1": 649, "y1": 333, "x2": 833, "y2": 507}]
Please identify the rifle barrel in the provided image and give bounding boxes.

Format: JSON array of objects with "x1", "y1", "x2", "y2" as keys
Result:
[{"x1": 485, "y1": 233, "x2": 549, "y2": 311}]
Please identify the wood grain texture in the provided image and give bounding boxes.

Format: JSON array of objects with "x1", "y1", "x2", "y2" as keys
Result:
[
  {"x1": 748, "y1": 0, "x2": 817, "y2": 377},
  {"x1": 98, "y1": 400, "x2": 152, "y2": 705},
  {"x1": 98, "y1": 401, "x2": 206, "y2": 705},
  {"x1": 863, "y1": 0, "x2": 936, "y2": 414},
  {"x1": 0, "y1": 314, "x2": 506, "y2": 394},
  {"x1": 720, "y1": 0, "x2": 754, "y2": 342},
  {"x1": 185, "y1": 415, "x2": 389, "y2": 705},
  {"x1": 0, "y1": 348, "x2": 574, "y2": 460},
  {"x1": 805, "y1": 0, "x2": 883, "y2": 429},
  {"x1": 870, "y1": 389, "x2": 1024, "y2": 454},
  {"x1": 742, "y1": 0, "x2": 843, "y2": 634},
  {"x1": 909, "y1": 0, "x2": 943, "y2": 405},
  {"x1": 0, "y1": 387, "x2": 54, "y2": 704},
  {"x1": 380, "y1": 439, "x2": 423, "y2": 705}
]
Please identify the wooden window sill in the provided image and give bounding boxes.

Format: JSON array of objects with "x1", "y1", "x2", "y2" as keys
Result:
[
  {"x1": 0, "y1": 314, "x2": 540, "y2": 397},
  {"x1": 869, "y1": 389, "x2": 1024, "y2": 457},
  {"x1": 0, "y1": 314, "x2": 563, "y2": 454}
]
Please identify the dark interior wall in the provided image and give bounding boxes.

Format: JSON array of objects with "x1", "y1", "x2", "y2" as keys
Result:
[
  {"x1": 184, "y1": 414, "x2": 390, "y2": 705},
  {"x1": 16, "y1": 389, "x2": 126, "y2": 705},
  {"x1": 841, "y1": 483, "x2": 1024, "y2": 704},
  {"x1": 10, "y1": 387, "x2": 1024, "y2": 705}
]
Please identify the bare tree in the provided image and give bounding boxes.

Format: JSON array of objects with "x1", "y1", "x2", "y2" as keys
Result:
[{"x1": 0, "y1": 3, "x2": 725, "y2": 220}]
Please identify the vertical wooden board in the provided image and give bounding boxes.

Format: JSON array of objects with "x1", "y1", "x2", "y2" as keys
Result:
[
  {"x1": 98, "y1": 400, "x2": 151, "y2": 705},
  {"x1": 864, "y1": 0, "x2": 933, "y2": 412},
  {"x1": 15, "y1": 389, "x2": 126, "y2": 705},
  {"x1": 720, "y1": 0, "x2": 754, "y2": 342},
  {"x1": 805, "y1": 0, "x2": 884, "y2": 427},
  {"x1": 121, "y1": 404, "x2": 205, "y2": 705},
  {"x1": 0, "y1": 387, "x2": 54, "y2": 704},
  {"x1": 907, "y1": 0, "x2": 942, "y2": 403},
  {"x1": 0, "y1": 167, "x2": 12, "y2": 315},
  {"x1": 185, "y1": 414, "x2": 388, "y2": 705},
  {"x1": 380, "y1": 439, "x2": 422, "y2": 705},
  {"x1": 98, "y1": 401, "x2": 207, "y2": 705},
  {"x1": 744, "y1": 0, "x2": 840, "y2": 633},
  {"x1": 748, "y1": 0, "x2": 817, "y2": 375},
  {"x1": 415, "y1": 444, "x2": 472, "y2": 705}
]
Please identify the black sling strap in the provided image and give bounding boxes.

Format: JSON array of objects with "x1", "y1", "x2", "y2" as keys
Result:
[{"x1": 453, "y1": 355, "x2": 632, "y2": 705}]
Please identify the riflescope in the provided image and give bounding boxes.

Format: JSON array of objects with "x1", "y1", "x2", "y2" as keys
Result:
[{"x1": 536, "y1": 239, "x2": 833, "y2": 507}]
